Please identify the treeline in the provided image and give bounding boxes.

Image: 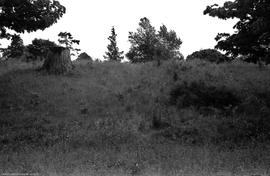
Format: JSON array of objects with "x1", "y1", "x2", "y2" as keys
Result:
[
  {"x1": 0, "y1": 0, "x2": 270, "y2": 67},
  {"x1": 1, "y1": 17, "x2": 184, "y2": 64}
]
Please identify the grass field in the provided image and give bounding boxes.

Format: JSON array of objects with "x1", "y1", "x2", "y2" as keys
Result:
[{"x1": 0, "y1": 59, "x2": 270, "y2": 176}]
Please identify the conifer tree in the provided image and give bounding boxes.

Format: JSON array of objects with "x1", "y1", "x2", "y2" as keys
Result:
[
  {"x1": 58, "y1": 32, "x2": 80, "y2": 56},
  {"x1": 126, "y1": 17, "x2": 183, "y2": 63},
  {"x1": 104, "y1": 27, "x2": 124, "y2": 62}
]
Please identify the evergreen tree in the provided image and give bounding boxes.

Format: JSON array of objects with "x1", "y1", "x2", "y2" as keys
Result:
[
  {"x1": 58, "y1": 32, "x2": 80, "y2": 56},
  {"x1": 157, "y1": 25, "x2": 182, "y2": 60},
  {"x1": 104, "y1": 27, "x2": 124, "y2": 62},
  {"x1": 126, "y1": 18, "x2": 158, "y2": 63}
]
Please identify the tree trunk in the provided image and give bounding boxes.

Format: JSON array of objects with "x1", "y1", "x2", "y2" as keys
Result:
[{"x1": 42, "y1": 47, "x2": 73, "y2": 74}]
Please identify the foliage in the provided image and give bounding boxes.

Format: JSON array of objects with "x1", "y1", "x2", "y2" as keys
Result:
[
  {"x1": 204, "y1": 0, "x2": 270, "y2": 63},
  {"x1": 126, "y1": 17, "x2": 183, "y2": 63},
  {"x1": 26, "y1": 38, "x2": 58, "y2": 61},
  {"x1": 169, "y1": 81, "x2": 240, "y2": 111},
  {"x1": 0, "y1": 0, "x2": 66, "y2": 39},
  {"x1": 186, "y1": 49, "x2": 230, "y2": 63},
  {"x1": 126, "y1": 17, "x2": 158, "y2": 63},
  {"x1": 157, "y1": 25, "x2": 183, "y2": 60},
  {"x1": 2, "y1": 34, "x2": 24, "y2": 58},
  {"x1": 58, "y1": 32, "x2": 80, "y2": 56},
  {"x1": 104, "y1": 27, "x2": 124, "y2": 62}
]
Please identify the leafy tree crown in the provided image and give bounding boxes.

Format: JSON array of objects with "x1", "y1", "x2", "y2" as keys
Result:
[
  {"x1": 204, "y1": 0, "x2": 270, "y2": 63},
  {"x1": 0, "y1": 0, "x2": 66, "y2": 38},
  {"x1": 126, "y1": 17, "x2": 183, "y2": 63}
]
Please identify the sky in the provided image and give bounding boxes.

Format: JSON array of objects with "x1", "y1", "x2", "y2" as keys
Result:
[{"x1": 7, "y1": 0, "x2": 237, "y2": 59}]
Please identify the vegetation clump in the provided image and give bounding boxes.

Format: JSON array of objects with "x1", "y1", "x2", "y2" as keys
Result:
[
  {"x1": 77, "y1": 52, "x2": 92, "y2": 61},
  {"x1": 26, "y1": 38, "x2": 58, "y2": 62},
  {"x1": 169, "y1": 81, "x2": 240, "y2": 110}
]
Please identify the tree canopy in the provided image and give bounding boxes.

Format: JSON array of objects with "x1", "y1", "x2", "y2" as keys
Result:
[
  {"x1": 126, "y1": 17, "x2": 158, "y2": 63},
  {"x1": 104, "y1": 26, "x2": 124, "y2": 62},
  {"x1": 126, "y1": 17, "x2": 182, "y2": 63},
  {"x1": 157, "y1": 24, "x2": 183, "y2": 61},
  {"x1": 204, "y1": 0, "x2": 270, "y2": 63},
  {"x1": 186, "y1": 49, "x2": 230, "y2": 63},
  {"x1": 0, "y1": 0, "x2": 66, "y2": 38}
]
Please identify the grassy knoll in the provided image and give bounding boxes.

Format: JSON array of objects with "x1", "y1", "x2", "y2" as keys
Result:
[{"x1": 0, "y1": 59, "x2": 270, "y2": 176}]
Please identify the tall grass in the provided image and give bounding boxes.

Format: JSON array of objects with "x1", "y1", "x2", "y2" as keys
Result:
[{"x1": 0, "y1": 59, "x2": 270, "y2": 175}]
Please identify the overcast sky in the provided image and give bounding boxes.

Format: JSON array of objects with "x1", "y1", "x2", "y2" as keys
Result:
[{"x1": 19, "y1": 0, "x2": 237, "y2": 59}]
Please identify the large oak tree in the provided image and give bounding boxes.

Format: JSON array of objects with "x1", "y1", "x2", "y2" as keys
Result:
[
  {"x1": 204, "y1": 0, "x2": 270, "y2": 63},
  {"x1": 0, "y1": 0, "x2": 66, "y2": 38}
]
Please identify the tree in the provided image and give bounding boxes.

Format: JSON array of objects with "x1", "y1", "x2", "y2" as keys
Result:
[
  {"x1": 103, "y1": 27, "x2": 124, "y2": 62},
  {"x1": 58, "y1": 32, "x2": 80, "y2": 56},
  {"x1": 126, "y1": 17, "x2": 183, "y2": 63},
  {"x1": 157, "y1": 25, "x2": 182, "y2": 60},
  {"x1": 186, "y1": 49, "x2": 230, "y2": 63},
  {"x1": 3, "y1": 34, "x2": 24, "y2": 58},
  {"x1": 204, "y1": 0, "x2": 270, "y2": 64},
  {"x1": 0, "y1": 0, "x2": 66, "y2": 38},
  {"x1": 126, "y1": 17, "x2": 158, "y2": 63}
]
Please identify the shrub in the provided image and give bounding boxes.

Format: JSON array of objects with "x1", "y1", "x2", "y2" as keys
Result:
[
  {"x1": 169, "y1": 81, "x2": 240, "y2": 111},
  {"x1": 77, "y1": 52, "x2": 92, "y2": 61},
  {"x1": 186, "y1": 49, "x2": 230, "y2": 63},
  {"x1": 26, "y1": 38, "x2": 58, "y2": 61}
]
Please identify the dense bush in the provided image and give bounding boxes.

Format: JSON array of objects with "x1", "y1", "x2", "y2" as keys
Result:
[
  {"x1": 77, "y1": 52, "x2": 93, "y2": 61},
  {"x1": 169, "y1": 81, "x2": 240, "y2": 111},
  {"x1": 26, "y1": 38, "x2": 58, "y2": 61},
  {"x1": 186, "y1": 49, "x2": 230, "y2": 63}
]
